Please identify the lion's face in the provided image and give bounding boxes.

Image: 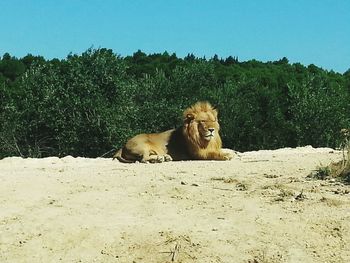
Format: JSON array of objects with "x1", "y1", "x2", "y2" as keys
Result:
[
  {"x1": 194, "y1": 111, "x2": 220, "y2": 141},
  {"x1": 183, "y1": 102, "x2": 221, "y2": 148}
]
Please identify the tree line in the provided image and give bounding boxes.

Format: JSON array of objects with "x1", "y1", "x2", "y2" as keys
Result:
[{"x1": 1, "y1": 48, "x2": 349, "y2": 158}]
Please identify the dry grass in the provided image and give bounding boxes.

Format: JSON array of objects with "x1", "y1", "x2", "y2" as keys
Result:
[
  {"x1": 320, "y1": 197, "x2": 345, "y2": 207},
  {"x1": 312, "y1": 129, "x2": 350, "y2": 183},
  {"x1": 310, "y1": 129, "x2": 350, "y2": 183},
  {"x1": 210, "y1": 176, "x2": 239, "y2": 184},
  {"x1": 330, "y1": 129, "x2": 350, "y2": 182}
]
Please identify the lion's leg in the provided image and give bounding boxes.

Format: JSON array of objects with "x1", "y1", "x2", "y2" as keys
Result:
[
  {"x1": 206, "y1": 150, "x2": 234, "y2": 161},
  {"x1": 141, "y1": 149, "x2": 172, "y2": 163},
  {"x1": 220, "y1": 149, "x2": 235, "y2": 160},
  {"x1": 141, "y1": 150, "x2": 154, "y2": 163}
]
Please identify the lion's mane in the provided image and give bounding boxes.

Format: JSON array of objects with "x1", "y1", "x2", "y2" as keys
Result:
[{"x1": 181, "y1": 101, "x2": 223, "y2": 160}]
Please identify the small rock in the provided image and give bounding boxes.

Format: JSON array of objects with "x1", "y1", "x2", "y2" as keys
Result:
[{"x1": 295, "y1": 191, "x2": 306, "y2": 201}]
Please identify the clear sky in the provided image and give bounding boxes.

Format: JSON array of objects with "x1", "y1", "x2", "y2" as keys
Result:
[{"x1": 0, "y1": 0, "x2": 349, "y2": 73}]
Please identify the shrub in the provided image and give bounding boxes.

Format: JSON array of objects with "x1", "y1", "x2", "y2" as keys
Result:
[{"x1": 0, "y1": 48, "x2": 349, "y2": 157}]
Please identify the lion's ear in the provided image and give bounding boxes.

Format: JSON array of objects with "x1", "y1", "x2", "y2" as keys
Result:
[
  {"x1": 185, "y1": 113, "x2": 195, "y2": 123},
  {"x1": 211, "y1": 106, "x2": 218, "y2": 118}
]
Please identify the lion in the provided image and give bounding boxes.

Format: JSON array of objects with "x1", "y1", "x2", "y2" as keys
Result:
[{"x1": 113, "y1": 101, "x2": 234, "y2": 163}]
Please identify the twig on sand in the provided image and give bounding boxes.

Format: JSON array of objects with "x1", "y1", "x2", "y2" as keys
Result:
[
  {"x1": 99, "y1": 148, "x2": 116, "y2": 158},
  {"x1": 213, "y1": 187, "x2": 235, "y2": 192},
  {"x1": 160, "y1": 243, "x2": 181, "y2": 262},
  {"x1": 171, "y1": 243, "x2": 180, "y2": 261},
  {"x1": 243, "y1": 159, "x2": 269, "y2": 163}
]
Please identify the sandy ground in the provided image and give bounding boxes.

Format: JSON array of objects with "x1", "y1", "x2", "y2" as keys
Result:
[{"x1": 0, "y1": 146, "x2": 349, "y2": 263}]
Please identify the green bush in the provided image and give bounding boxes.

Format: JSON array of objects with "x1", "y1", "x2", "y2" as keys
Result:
[
  {"x1": 287, "y1": 73, "x2": 349, "y2": 148},
  {"x1": 0, "y1": 48, "x2": 349, "y2": 157}
]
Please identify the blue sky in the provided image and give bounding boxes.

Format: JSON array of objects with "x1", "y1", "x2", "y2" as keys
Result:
[{"x1": 0, "y1": 0, "x2": 349, "y2": 73}]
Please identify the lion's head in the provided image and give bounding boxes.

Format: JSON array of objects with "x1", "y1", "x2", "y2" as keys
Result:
[{"x1": 182, "y1": 101, "x2": 222, "y2": 150}]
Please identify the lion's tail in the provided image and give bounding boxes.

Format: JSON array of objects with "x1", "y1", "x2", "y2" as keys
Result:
[{"x1": 112, "y1": 148, "x2": 135, "y2": 163}]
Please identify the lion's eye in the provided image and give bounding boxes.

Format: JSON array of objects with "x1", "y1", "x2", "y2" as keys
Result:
[{"x1": 199, "y1": 120, "x2": 216, "y2": 123}]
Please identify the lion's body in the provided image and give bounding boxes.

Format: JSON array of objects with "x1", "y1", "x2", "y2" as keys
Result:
[{"x1": 114, "y1": 102, "x2": 233, "y2": 163}]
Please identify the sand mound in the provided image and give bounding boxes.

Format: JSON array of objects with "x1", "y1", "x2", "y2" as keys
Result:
[{"x1": 0, "y1": 147, "x2": 349, "y2": 262}]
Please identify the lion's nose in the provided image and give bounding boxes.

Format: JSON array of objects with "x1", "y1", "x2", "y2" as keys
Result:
[{"x1": 208, "y1": 128, "x2": 215, "y2": 133}]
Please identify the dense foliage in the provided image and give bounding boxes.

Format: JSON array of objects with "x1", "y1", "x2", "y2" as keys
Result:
[{"x1": 1, "y1": 48, "x2": 349, "y2": 158}]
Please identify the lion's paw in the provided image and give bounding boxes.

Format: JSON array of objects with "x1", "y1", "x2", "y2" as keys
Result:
[
  {"x1": 146, "y1": 154, "x2": 173, "y2": 163},
  {"x1": 150, "y1": 155, "x2": 165, "y2": 163},
  {"x1": 221, "y1": 149, "x2": 235, "y2": 160},
  {"x1": 164, "y1": 154, "x2": 173, "y2": 162}
]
